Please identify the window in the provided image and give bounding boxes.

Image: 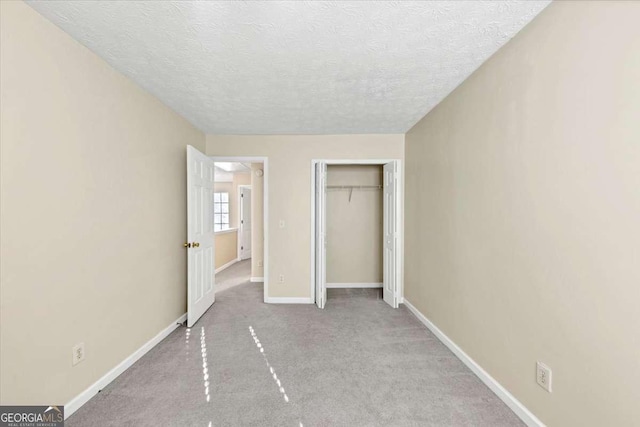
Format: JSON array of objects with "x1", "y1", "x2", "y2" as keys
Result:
[{"x1": 213, "y1": 192, "x2": 230, "y2": 231}]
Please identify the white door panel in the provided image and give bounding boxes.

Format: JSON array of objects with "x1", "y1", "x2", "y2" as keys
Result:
[
  {"x1": 315, "y1": 162, "x2": 327, "y2": 309},
  {"x1": 383, "y1": 161, "x2": 399, "y2": 308},
  {"x1": 187, "y1": 146, "x2": 216, "y2": 327},
  {"x1": 240, "y1": 187, "x2": 252, "y2": 260}
]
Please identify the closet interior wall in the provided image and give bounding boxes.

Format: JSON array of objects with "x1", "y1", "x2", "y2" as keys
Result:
[{"x1": 326, "y1": 165, "x2": 383, "y2": 286}]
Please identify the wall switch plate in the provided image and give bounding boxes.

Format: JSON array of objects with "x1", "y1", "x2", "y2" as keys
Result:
[
  {"x1": 536, "y1": 361, "x2": 552, "y2": 392},
  {"x1": 72, "y1": 343, "x2": 86, "y2": 366},
  {"x1": 278, "y1": 274, "x2": 284, "y2": 283},
  {"x1": 258, "y1": 260, "x2": 263, "y2": 267}
]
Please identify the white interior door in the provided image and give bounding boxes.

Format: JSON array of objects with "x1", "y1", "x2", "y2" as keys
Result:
[
  {"x1": 383, "y1": 161, "x2": 399, "y2": 308},
  {"x1": 240, "y1": 186, "x2": 252, "y2": 260},
  {"x1": 187, "y1": 146, "x2": 216, "y2": 327},
  {"x1": 315, "y1": 162, "x2": 327, "y2": 309}
]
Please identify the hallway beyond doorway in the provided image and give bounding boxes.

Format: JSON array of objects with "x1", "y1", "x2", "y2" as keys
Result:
[{"x1": 216, "y1": 259, "x2": 252, "y2": 294}]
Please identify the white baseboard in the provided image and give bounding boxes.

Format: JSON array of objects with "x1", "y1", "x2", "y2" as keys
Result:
[
  {"x1": 402, "y1": 300, "x2": 544, "y2": 427},
  {"x1": 326, "y1": 282, "x2": 383, "y2": 289},
  {"x1": 215, "y1": 258, "x2": 239, "y2": 274},
  {"x1": 265, "y1": 297, "x2": 312, "y2": 304},
  {"x1": 64, "y1": 313, "x2": 187, "y2": 419},
  {"x1": 250, "y1": 277, "x2": 264, "y2": 283}
]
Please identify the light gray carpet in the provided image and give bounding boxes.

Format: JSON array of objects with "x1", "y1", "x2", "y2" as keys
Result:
[
  {"x1": 215, "y1": 259, "x2": 252, "y2": 294},
  {"x1": 67, "y1": 284, "x2": 523, "y2": 426}
]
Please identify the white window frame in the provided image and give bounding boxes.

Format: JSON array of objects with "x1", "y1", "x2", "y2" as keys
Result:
[{"x1": 213, "y1": 191, "x2": 230, "y2": 231}]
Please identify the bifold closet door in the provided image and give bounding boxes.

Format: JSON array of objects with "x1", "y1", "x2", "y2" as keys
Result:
[
  {"x1": 187, "y1": 145, "x2": 216, "y2": 327},
  {"x1": 383, "y1": 161, "x2": 399, "y2": 308},
  {"x1": 315, "y1": 162, "x2": 327, "y2": 309}
]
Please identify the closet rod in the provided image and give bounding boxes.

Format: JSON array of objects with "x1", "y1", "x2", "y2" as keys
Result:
[
  {"x1": 326, "y1": 185, "x2": 382, "y2": 202},
  {"x1": 326, "y1": 185, "x2": 382, "y2": 189}
]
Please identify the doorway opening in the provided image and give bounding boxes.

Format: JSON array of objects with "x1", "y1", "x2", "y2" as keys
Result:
[
  {"x1": 212, "y1": 159, "x2": 267, "y2": 297},
  {"x1": 311, "y1": 159, "x2": 403, "y2": 310}
]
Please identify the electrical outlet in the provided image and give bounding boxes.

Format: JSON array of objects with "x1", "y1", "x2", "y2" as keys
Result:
[
  {"x1": 258, "y1": 260, "x2": 263, "y2": 267},
  {"x1": 279, "y1": 220, "x2": 285, "y2": 229},
  {"x1": 536, "y1": 361, "x2": 552, "y2": 392},
  {"x1": 72, "y1": 343, "x2": 85, "y2": 366},
  {"x1": 279, "y1": 274, "x2": 284, "y2": 283}
]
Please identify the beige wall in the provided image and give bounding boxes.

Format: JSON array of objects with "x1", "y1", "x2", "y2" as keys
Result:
[
  {"x1": 405, "y1": 1, "x2": 640, "y2": 426},
  {"x1": 326, "y1": 165, "x2": 383, "y2": 284},
  {"x1": 0, "y1": 1, "x2": 205, "y2": 406},
  {"x1": 214, "y1": 231, "x2": 238, "y2": 269},
  {"x1": 250, "y1": 164, "x2": 265, "y2": 279},
  {"x1": 206, "y1": 135, "x2": 403, "y2": 298}
]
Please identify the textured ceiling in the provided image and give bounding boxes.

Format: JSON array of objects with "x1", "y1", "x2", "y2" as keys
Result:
[{"x1": 26, "y1": 1, "x2": 550, "y2": 134}]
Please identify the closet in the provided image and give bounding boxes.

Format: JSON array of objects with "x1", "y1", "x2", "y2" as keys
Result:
[
  {"x1": 313, "y1": 160, "x2": 401, "y2": 309},
  {"x1": 326, "y1": 165, "x2": 383, "y2": 289}
]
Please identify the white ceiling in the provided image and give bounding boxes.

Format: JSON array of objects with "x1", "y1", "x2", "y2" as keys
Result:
[
  {"x1": 214, "y1": 162, "x2": 250, "y2": 183},
  {"x1": 215, "y1": 162, "x2": 251, "y2": 173},
  {"x1": 27, "y1": 1, "x2": 550, "y2": 135}
]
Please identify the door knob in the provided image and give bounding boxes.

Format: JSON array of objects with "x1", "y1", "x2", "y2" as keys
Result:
[
  {"x1": 184, "y1": 242, "x2": 191, "y2": 248},
  {"x1": 193, "y1": 242, "x2": 200, "y2": 248}
]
